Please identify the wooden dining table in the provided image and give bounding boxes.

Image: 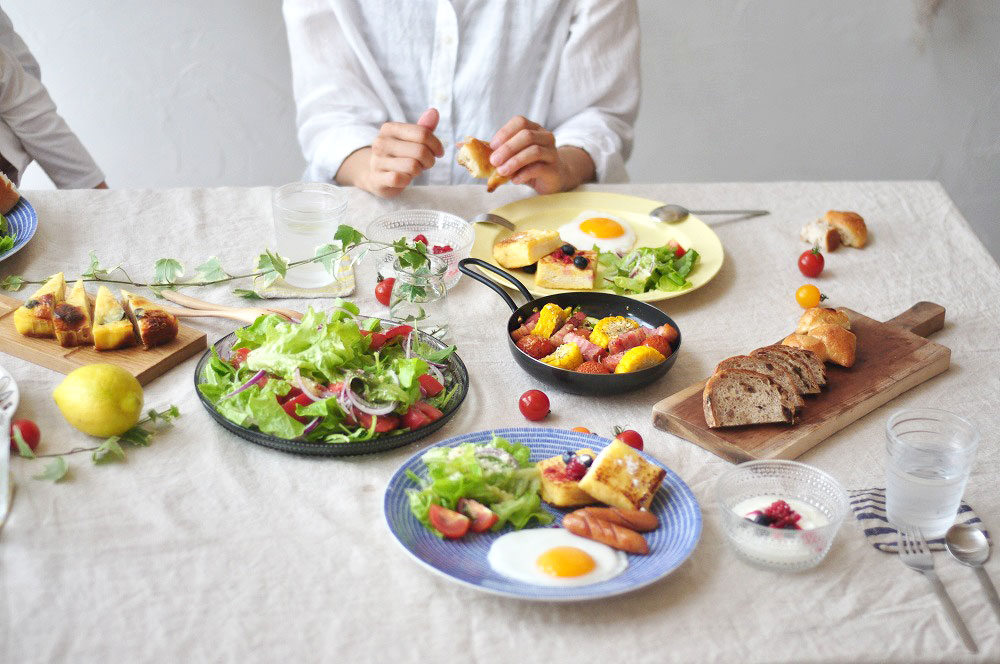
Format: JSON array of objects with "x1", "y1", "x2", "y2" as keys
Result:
[{"x1": 2, "y1": 181, "x2": 997, "y2": 663}]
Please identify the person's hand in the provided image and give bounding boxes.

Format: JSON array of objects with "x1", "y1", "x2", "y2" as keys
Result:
[
  {"x1": 341, "y1": 108, "x2": 443, "y2": 198},
  {"x1": 489, "y1": 116, "x2": 595, "y2": 195}
]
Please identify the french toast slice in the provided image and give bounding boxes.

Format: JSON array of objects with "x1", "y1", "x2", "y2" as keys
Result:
[
  {"x1": 492, "y1": 229, "x2": 562, "y2": 269},
  {"x1": 13, "y1": 272, "x2": 65, "y2": 338},
  {"x1": 122, "y1": 289, "x2": 178, "y2": 349},
  {"x1": 538, "y1": 449, "x2": 598, "y2": 507},
  {"x1": 93, "y1": 285, "x2": 136, "y2": 350},
  {"x1": 577, "y1": 439, "x2": 665, "y2": 511},
  {"x1": 53, "y1": 279, "x2": 94, "y2": 347}
]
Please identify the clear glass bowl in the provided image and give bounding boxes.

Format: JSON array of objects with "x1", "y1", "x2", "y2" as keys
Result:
[
  {"x1": 365, "y1": 209, "x2": 475, "y2": 289},
  {"x1": 715, "y1": 460, "x2": 849, "y2": 571}
]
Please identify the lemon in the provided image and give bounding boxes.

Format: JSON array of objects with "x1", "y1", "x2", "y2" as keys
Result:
[{"x1": 53, "y1": 364, "x2": 144, "y2": 437}]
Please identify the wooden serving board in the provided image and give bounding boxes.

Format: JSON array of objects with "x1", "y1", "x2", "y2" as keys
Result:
[
  {"x1": 0, "y1": 292, "x2": 207, "y2": 385},
  {"x1": 651, "y1": 302, "x2": 950, "y2": 463}
]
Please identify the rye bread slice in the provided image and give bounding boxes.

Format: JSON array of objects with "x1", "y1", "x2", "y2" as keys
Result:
[
  {"x1": 765, "y1": 343, "x2": 827, "y2": 387},
  {"x1": 703, "y1": 368, "x2": 796, "y2": 428},
  {"x1": 715, "y1": 355, "x2": 805, "y2": 409},
  {"x1": 750, "y1": 346, "x2": 820, "y2": 394}
]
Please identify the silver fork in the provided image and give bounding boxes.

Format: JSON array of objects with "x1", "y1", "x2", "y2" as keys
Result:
[
  {"x1": 898, "y1": 528, "x2": 978, "y2": 653},
  {"x1": 472, "y1": 212, "x2": 515, "y2": 231},
  {"x1": 0, "y1": 375, "x2": 14, "y2": 530}
]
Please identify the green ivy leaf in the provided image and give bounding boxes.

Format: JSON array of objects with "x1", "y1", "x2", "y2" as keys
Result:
[
  {"x1": 12, "y1": 428, "x2": 35, "y2": 458},
  {"x1": 1, "y1": 274, "x2": 25, "y2": 291},
  {"x1": 153, "y1": 258, "x2": 185, "y2": 285},
  {"x1": 194, "y1": 256, "x2": 229, "y2": 282},
  {"x1": 93, "y1": 437, "x2": 126, "y2": 464},
  {"x1": 313, "y1": 244, "x2": 343, "y2": 275},
  {"x1": 393, "y1": 238, "x2": 428, "y2": 270},
  {"x1": 118, "y1": 427, "x2": 152, "y2": 447},
  {"x1": 82, "y1": 251, "x2": 119, "y2": 280},
  {"x1": 33, "y1": 457, "x2": 69, "y2": 482},
  {"x1": 234, "y1": 288, "x2": 264, "y2": 300},
  {"x1": 334, "y1": 224, "x2": 364, "y2": 250}
]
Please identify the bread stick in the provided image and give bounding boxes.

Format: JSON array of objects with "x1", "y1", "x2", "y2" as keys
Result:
[{"x1": 562, "y1": 512, "x2": 649, "y2": 555}]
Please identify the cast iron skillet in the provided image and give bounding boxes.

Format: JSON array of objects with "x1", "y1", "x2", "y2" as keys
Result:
[{"x1": 458, "y1": 258, "x2": 681, "y2": 395}]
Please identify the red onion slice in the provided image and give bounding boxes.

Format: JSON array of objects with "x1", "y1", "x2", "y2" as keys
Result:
[
  {"x1": 302, "y1": 418, "x2": 321, "y2": 436},
  {"x1": 426, "y1": 363, "x2": 445, "y2": 385},
  {"x1": 221, "y1": 369, "x2": 267, "y2": 400},
  {"x1": 293, "y1": 368, "x2": 322, "y2": 402},
  {"x1": 345, "y1": 386, "x2": 397, "y2": 416}
]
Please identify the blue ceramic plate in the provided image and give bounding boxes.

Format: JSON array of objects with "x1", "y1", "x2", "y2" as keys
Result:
[
  {"x1": 0, "y1": 196, "x2": 37, "y2": 262},
  {"x1": 383, "y1": 427, "x2": 702, "y2": 601}
]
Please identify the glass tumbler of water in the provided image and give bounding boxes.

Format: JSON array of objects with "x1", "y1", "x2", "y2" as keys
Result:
[
  {"x1": 272, "y1": 182, "x2": 348, "y2": 288},
  {"x1": 885, "y1": 408, "x2": 979, "y2": 537}
]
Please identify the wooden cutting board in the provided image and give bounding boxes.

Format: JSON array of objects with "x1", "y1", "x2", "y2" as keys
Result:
[
  {"x1": 651, "y1": 302, "x2": 950, "y2": 463},
  {"x1": 0, "y1": 292, "x2": 207, "y2": 385}
]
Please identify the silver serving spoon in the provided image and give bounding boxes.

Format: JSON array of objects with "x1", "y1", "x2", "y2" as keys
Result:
[
  {"x1": 946, "y1": 523, "x2": 1000, "y2": 621},
  {"x1": 650, "y1": 204, "x2": 769, "y2": 224}
]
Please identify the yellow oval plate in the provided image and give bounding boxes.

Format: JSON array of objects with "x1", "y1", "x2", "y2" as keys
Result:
[{"x1": 468, "y1": 192, "x2": 724, "y2": 303}]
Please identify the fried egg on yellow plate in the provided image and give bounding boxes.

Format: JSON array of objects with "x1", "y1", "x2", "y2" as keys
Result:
[
  {"x1": 487, "y1": 528, "x2": 628, "y2": 587},
  {"x1": 557, "y1": 210, "x2": 636, "y2": 254}
]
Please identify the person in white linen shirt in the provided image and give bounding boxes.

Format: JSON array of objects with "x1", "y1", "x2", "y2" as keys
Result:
[
  {"x1": 283, "y1": 0, "x2": 639, "y2": 198},
  {"x1": 0, "y1": 9, "x2": 106, "y2": 189}
]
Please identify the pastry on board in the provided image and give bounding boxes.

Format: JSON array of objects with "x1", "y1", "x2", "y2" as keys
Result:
[{"x1": 13, "y1": 272, "x2": 65, "y2": 338}]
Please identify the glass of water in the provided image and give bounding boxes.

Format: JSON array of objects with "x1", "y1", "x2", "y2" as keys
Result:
[
  {"x1": 272, "y1": 182, "x2": 348, "y2": 288},
  {"x1": 885, "y1": 408, "x2": 979, "y2": 537}
]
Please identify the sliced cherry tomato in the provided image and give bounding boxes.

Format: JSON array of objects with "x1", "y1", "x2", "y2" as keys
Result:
[
  {"x1": 412, "y1": 233, "x2": 429, "y2": 246},
  {"x1": 798, "y1": 248, "x2": 824, "y2": 278},
  {"x1": 384, "y1": 325, "x2": 413, "y2": 343},
  {"x1": 375, "y1": 277, "x2": 395, "y2": 307},
  {"x1": 368, "y1": 332, "x2": 388, "y2": 351},
  {"x1": 417, "y1": 373, "x2": 444, "y2": 397},
  {"x1": 277, "y1": 386, "x2": 303, "y2": 404},
  {"x1": 428, "y1": 504, "x2": 470, "y2": 539},
  {"x1": 281, "y1": 393, "x2": 314, "y2": 423},
  {"x1": 9, "y1": 419, "x2": 40, "y2": 453},
  {"x1": 571, "y1": 426, "x2": 592, "y2": 434},
  {"x1": 614, "y1": 427, "x2": 644, "y2": 451},
  {"x1": 402, "y1": 406, "x2": 432, "y2": 430},
  {"x1": 796, "y1": 284, "x2": 827, "y2": 309},
  {"x1": 349, "y1": 411, "x2": 400, "y2": 433},
  {"x1": 230, "y1": 347, "x2": 251, "y2": 368},
  {"x1": 413, "y1": 401, "x2": 443, "y2": 421},
  {"x1": 667, "y1": 239, "x2": 686, "y2": 257},
  {"x1": 518, "y1": 389, "x2": 550, "y2": 421},
  {"x1": 457, "y1": 498, "x2": 498, "y2": 533}
]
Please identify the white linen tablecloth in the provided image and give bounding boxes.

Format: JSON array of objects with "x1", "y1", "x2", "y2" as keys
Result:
[{"x1": 1, "y1": 182, "x2": 998, "y2": 663}]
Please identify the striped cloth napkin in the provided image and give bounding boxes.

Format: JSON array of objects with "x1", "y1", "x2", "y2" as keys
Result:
[{"x1": 849, "y1": 487, "x2": 991, "y2": 553}]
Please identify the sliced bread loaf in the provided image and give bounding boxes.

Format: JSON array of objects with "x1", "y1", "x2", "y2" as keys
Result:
[
  {"x1": 767, "y1": 343, "x2": 827, "y2": 386},
  {"x1": 750, "y1": 346, "x2": 821, "y2": 394},
  {"x1": 703, "y1": 369, "x2": 796, "y2": 428},
  {"x1": 715, "y1": 355, "x2": 805, "y2": 409}
]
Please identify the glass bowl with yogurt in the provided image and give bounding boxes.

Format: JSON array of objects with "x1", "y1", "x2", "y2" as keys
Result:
[{"x1": 716, "y1": 460, "x2": 849, "y2": 571}]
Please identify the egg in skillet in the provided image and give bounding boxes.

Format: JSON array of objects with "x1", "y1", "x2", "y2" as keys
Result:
[
  {"x1": 557, "y1": 210, "x2": 636, "y2": 254},
  {"x1": 487, "y1": 528, "x2": 628, "y2": 587}
]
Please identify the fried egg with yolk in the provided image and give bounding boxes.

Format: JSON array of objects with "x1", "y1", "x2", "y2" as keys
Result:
[
  {"x1": 487, "y1": 528, "x2": 628, "y2": 587},
  {"x1": 557, "y1": 210, "x2": 636, "y2": 254}
]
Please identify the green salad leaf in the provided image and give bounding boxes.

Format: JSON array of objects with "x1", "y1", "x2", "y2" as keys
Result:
[
  {"x1": 599, "y1": 244, "x2": 700, "y2": 294},
  {"x1": 0, "y1": 212, "x2": 13, "y2": 252},
  {"x1": 405, "y1": 436, "x2": 553, "y2": 537}
]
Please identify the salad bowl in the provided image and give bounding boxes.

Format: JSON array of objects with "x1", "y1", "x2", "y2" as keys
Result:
[
  {"x1": 0, "y1": 196, "x2": 37, "y2": 262},
  {"x1": 194, "y1": 320, "x2": 469, "y2": 456}
]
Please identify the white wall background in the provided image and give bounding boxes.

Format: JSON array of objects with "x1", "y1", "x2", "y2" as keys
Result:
[{"x1": 8, "y1": 0, "x2": 1000, "y2": 259}]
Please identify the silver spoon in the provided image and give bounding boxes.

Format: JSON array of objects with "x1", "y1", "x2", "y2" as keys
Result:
[
  {"x1": 650, "y1": 204, "x2": 769, "y2": 224},
  {"x1": 946, "y1": 523, "x2": 1000, "y2": 621}
]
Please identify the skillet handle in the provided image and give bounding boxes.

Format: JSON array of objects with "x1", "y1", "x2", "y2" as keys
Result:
[{"x1": 458, "y1": 258, "x2": 533, "y2": 312}]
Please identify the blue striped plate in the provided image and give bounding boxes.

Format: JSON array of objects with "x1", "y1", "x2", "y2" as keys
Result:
[
  {"x1": 0, "y1": 196, "x2": 37, "y2": 262},
  {"x1": 383, "y1": 427, "x2": 702, "y2": 601}
]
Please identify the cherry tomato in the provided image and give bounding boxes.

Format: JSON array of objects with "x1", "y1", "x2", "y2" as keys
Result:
[
  {"x1": 795, "y1": 284, "x2": 827, "y2": 309},
  {"x1": 281, "y1": 393, "x2": 314, "y2": 423},
  {"x1": 367, "y1": 332, "x2": 388, "y2": 351},
  {"x1": 230, "y1": 347, "x2": 251, "y2": 368},
  {"x1": 375, "y1": 277, "x2": 395, "y2": 306},
  {"x1": 9, "y1": 419, "x2": 41, "y2": 453},
  {"x1": 347, "y1": 410, "x2": 400, "y2": 433},
  {"x1": 413, "y1": 401, "x2": 444, "y2": 421},
  {"x1": 417, "y1": 373, "x2": 444, "y2": 397},
  {"x1": 428, "y1": 504, "x2": 470, "y2": 539},
  {"x1": 571, "y1": 426, "x2": 591, "y2": 434},
  {"x1": 384, "y1": 324, "x2": 413, "y2": 342},
  {"x1": 667, "y1": 239, "x2": 687, "y2": 257},
  {"x1": 798, "y1": 248, "x2": 825, "y2": 278},
  {"x1": 614, "y1": 427, "x2": 644, "y2": 451},
  {"x1": 518, "y1": 390, "x2": 550, "y2": 421},
  {"x1": 457, "y1": 498, "x2": 498, "y2": 533}
]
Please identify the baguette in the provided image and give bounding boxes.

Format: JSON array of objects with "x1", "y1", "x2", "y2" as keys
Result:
[
  {"x1": 0, "y1": 172, "x2": 19, "y2": 214},
  {"x1": 571, "y1": 507, "x2": 659, "y2": 532},
  {"x1": 562, "y1": 511, "x2": 649, "y2": 555}
]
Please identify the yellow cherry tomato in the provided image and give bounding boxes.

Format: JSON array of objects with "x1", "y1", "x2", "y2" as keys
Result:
[
  {"x1": 795, "y1": 284, "x2": 827, "y2": 308},
  {"x1": 571, "y1": 426, "x2": 592, "y2": 434}
]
